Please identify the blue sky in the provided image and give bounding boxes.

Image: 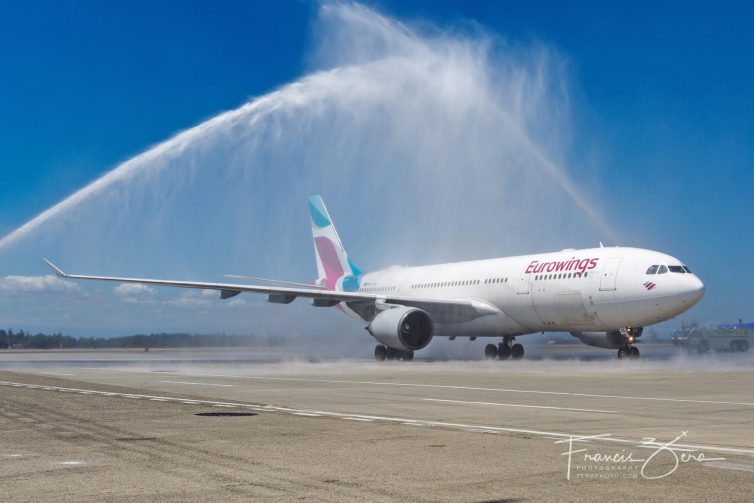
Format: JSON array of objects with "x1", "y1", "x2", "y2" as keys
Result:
[{"x1": 1, "y1": 1, "x2": 753, "y2": 336}]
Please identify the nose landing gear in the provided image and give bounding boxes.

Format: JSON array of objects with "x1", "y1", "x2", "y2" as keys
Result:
[
  {"x1": 617, "y1": 345, "x2": 640, "y2": 359},
  {"x1": 617, "y1": 327, "x2": 642, "y2": 359}
]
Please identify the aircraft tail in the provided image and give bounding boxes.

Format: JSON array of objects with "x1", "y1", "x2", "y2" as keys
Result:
[{"x1": 308, "y1": 195, "x2": 361, "y2": 291}]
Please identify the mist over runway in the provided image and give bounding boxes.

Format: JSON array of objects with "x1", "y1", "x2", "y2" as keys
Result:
[{"x1": 2, "y1": 348, "x2": 754, "y2": 501}]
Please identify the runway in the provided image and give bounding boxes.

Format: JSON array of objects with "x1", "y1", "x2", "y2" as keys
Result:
[{"x1": 1, "y1": 347, "x2": 753, "y2": 501}]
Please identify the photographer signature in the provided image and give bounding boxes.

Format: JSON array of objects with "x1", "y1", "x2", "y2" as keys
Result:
[{"x1": 557, "y1": 431, "x2": 725, "y2": 480}]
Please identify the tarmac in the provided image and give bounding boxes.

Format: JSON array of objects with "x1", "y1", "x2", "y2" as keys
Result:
[{"x1": 1, "y1": 345, "x2": 753, "y2": 502}]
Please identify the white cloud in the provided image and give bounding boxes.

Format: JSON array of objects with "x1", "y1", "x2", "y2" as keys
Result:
[
  {"x1": 114, "y1": 283, "x2": 156, "y2": 297},
  {"x1": 0, "y1": 275, "x2": 81, "y2": 293}
]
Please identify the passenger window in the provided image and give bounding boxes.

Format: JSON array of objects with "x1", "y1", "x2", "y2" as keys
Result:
[
  {"x1": 646, "y1": 265, "x2": 658, "y2": 275},
  {"x1": 658, "y1": 265, "x2": 668, "y2": 274}
]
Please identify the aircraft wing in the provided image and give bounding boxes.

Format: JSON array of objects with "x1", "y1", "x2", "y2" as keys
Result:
[{"x1": 43, "y1": 259, "x2": 500, "y2": 323}]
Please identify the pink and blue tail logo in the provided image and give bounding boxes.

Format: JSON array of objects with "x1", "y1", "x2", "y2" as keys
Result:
[
  {"x1": 308, "y1": 196, "x2": 333, "y2": 229},
  {"x1": 309, "y1": 195, "x2": 361, "y2": 292},
  {"x1": 643, "y1": 281, "x2": 657, "y2": 291}
]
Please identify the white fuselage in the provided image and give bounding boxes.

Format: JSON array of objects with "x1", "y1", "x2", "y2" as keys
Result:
[{"x1": 349, "y1": 247, "x2": 704, "y2": 338}]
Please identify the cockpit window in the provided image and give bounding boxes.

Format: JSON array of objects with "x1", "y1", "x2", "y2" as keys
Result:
[
  {"x1": 683, "y1": 266, "x2": 692, "y2": 273},
  {"x1": 646, "y1": 265, "x2": 658, "y2": 275},
  {"x1": 668, "y1": 266, "x2": 686, "y2": 273},
  {"x1": 657, "y1": 265, "x2": 668, "y2": 274}
]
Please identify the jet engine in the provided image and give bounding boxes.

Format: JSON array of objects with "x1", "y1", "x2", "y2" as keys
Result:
[
  {"x1": 368, "y1": 306, "x2": 433, "y2": 351},
  {"x1": 570, "y1": 330, "x2": 626, "y2": 349}
]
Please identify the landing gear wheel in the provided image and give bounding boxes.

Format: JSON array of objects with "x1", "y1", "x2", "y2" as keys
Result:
[
  {"x1": 497, "y1": 343, "x2": 511, "y2": 360},
  {"x1": 741, "y1": 340, "x2": 750, "y2": 353},
  {"x1": 386, "y1": 347, "x2": 400, "y2": 360},
  {"x1": 401, "y1": 350, "x2": 414, "y2": 361},
  {"x1": 485, "y1": 344, "x2": 498, "y2": 359},
  {"x1": 374, "y1": 345, "x2": 387, "y2": 361},
  {"x1": 511, "y1": 343, "x2": 525, "y2": 360},
  {"x1": 617, "y1": 347, "x2": 627, "y2": 359},
  {"x1": 629, "y1": 346, "x2": 640, "y2": 358}
]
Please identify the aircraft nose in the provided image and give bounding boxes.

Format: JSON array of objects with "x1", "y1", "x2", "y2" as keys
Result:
[{"x1": 685, "y1": 275, "x2": 705, "y2": 306}]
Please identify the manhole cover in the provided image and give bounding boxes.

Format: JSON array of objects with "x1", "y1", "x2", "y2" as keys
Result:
[{"x1": 195, "y1": 412, "x2": 257, "y2": 417}]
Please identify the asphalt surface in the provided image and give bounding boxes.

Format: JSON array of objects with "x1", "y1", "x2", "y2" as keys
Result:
[{"x1": 1, "y1": 346, "x2": 753, "y2": 502}]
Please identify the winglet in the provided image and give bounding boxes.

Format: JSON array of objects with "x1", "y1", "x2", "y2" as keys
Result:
[{"x1": 42, "y1": 259, "x2": 67, "y2": 278}]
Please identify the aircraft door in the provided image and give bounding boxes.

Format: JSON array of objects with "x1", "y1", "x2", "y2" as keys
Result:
[
  {"x1": 599, "y1": 257, "x2": 623, "y2": 291},
  {"x1": 517, "y1": 273, "x2": 530, "y2": 295}
]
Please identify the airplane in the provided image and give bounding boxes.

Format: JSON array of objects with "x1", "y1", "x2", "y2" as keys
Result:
[{"x1": 43, "y1": 195, "x2": 704, "y2": 361}]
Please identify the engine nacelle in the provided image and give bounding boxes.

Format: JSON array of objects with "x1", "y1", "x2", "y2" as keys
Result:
[
  {"x1": 570, "y1": 330, "x2": 626, "y2": 349},
  {"x1": 368, "y1": 306, "x2": 433, "y2": 351}
]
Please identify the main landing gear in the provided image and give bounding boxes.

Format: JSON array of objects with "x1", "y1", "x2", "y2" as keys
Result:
[
  {"x1": 374, "y1": 345, "x2": 414, "y2": 361},
  {"x1": 485, "y1": 337, "x2": 524, "y2": 361}
]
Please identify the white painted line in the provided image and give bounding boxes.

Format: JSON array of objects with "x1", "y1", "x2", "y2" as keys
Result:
[
  {"x1": 293, "y1": 412, "x2": 321, "y2": 417},
  {"x1": 343, "y1": 417, "x2": 374, "y2": 422},
  {"x1": 149, "y1": 398, "x2": 167, "y2": 402},
  {"x1": 205, "y1": 375, "x2": 754, "y2": 408},
  {"x1": 212, "y1": 404, "x2": 235, "y2": 408},
  {"x1": 704, "y1": 461, "x2": 754, "y2": 473},
  {"x1": 3, "y1": 379, "x2": 754, "y2": 457},
  {"x1": 424, "y1": 398, "x2": 617, "y2": 414},
  {"x1": 159, "y1": 380, "x2": 234, "y2": 387},
  {"x1": 225, "y1": 387, "x2": 368, "y2": 392}
]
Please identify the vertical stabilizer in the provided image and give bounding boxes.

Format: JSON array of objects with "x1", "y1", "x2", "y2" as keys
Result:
[{"x1": 308, "y1": 195, "x2": 361, "y2": 291}]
